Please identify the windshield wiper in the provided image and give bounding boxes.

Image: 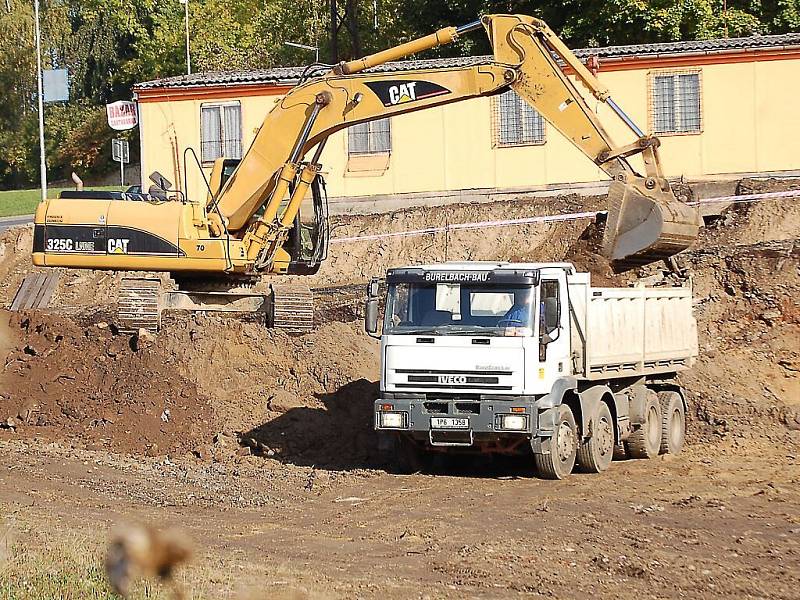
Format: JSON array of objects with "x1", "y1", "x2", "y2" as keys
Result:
[{"x1": 385, "y1": 327, "x2": 438, "y2": 335}]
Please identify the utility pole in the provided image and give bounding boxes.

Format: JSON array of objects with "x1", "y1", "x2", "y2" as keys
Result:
[{"x1": 34, "y1": 0, "x2": 47, "y2": 202}]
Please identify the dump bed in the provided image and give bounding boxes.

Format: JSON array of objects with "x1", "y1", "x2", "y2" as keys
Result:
[{"x1": 568, "y1": 275, "x2": 697, "y2": 380}]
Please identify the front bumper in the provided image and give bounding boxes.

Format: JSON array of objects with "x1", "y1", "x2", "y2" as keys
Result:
[{"x1": 375, "y1": 395, "x2": 551, "y2": 447}]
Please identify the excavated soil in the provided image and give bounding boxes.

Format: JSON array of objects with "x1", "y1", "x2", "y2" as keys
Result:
[
  {"x1": 0, "y1": 310, "x2": 219, "y2": 456},
  {"x1": 0, "y1": 177, "x2": 799, "y2": 598}
]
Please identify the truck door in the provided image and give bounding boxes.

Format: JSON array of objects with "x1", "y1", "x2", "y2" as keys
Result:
[{"x1": 536, "y1": 273, "x2": 571, "y2": 391}]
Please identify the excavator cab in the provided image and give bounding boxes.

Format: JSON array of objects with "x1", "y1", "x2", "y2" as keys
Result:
[{"x1": 207, "y1": 158, "x2": 241, "y2": 206}]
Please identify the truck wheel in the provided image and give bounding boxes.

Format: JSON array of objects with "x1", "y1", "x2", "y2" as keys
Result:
[
  {"x1": 659, "y1": 391, "x2": 686, "y2": 455},
  {"x1": 534, "y1": 404, "x2": 577, "y2": 480},
  {"x1": 626, "y1": 393, "x2": 662, "y2": 459},
  {"x1": 576, "y1": 402, "x2": 615, "y2": 473}
]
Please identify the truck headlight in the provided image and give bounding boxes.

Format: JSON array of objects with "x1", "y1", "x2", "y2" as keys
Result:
[
  {"x1": 497, "y1": 414, "x2": 528, "y2": 431},
  {"x1": 378, "y1": 411, "x2": 407, "y2": 429}
]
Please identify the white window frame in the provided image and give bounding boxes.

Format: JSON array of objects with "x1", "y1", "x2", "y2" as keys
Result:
[
  {"x1": 492, "y1": 89, "x2": 546, "y2": 148},
  {"x1": 347, "y1": 118, "x2": 392, "y2": 156},
  {"x1": 200, "y1": 101, "x2": 243, "y2": 164},
  {"x1": 648, "y1": 69, "x2": 703, "y2": 136}
]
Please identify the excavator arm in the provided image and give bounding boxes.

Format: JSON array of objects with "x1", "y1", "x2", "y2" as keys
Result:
[{"x1": 215, "y1": 14, "x2": 700, "y2": 272}]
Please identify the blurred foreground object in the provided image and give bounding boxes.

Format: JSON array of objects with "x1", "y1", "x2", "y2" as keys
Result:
[{"x1": 106, "y1": 523, "x2": 193, "y2": 598}]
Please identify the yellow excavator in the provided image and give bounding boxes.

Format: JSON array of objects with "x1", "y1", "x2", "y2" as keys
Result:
[{"x1": 31, "y1": 14, "x2": 700, "y2": 332}]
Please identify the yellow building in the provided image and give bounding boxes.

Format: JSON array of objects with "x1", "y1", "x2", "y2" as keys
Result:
[{"x1": 134, "y1": 33, "x2": 800, "y2": 212}]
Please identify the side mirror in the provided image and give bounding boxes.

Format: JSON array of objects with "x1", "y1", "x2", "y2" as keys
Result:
[
  {"x1": 365, "y1": 277, "x2": 381, "y2": 337},
  {"x1": 365, "y1": 297, "x2": 379, "y2": 336},
  {"x1": 368, "y1": 278, "x2": 380, "y2": 298}
]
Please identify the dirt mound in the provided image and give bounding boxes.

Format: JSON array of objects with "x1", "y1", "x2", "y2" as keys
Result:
[
  {"x1": 157, "y1": 315, "x2": 381, "y2": 468},
  {"x1": 0, "y1": 310, "x2": 219, "y2": 456},
  {"x1": 679, "y1": 239, "x2": 800, "y2": 439},
  {"x1": 700, "y1": 178, "x2": 800, "y2": 248}
]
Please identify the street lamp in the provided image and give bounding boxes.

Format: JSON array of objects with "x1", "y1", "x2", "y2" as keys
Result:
[
  {"x1": 285, "y1": 41, "x2": 319, "y2": 63},
  {"x1": 178, "y1": 0, "x2": 191, "y2": 74},
  {"x1": 33, "y1": 0, "x2": 46, "y2": 201}
]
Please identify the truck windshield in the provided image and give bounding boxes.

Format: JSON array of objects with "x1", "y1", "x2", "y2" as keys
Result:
[{"x1": 384, "y1": 282, "x2": 535, "y2": 336}]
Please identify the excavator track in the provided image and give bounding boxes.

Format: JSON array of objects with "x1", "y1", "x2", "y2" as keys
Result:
[
  {"x1": 271, "y1": 285, "x2": 314, "y2": 333},
  {"x1": 118, "y1": 277, "x2": 162, "y2": 333}
]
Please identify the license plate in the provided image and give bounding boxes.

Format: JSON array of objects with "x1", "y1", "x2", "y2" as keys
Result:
[{"x1": 430, "y1": 417, "x2": 469, "y2": 429}]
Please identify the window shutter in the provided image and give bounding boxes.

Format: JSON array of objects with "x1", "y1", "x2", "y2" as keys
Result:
[
  {"x1": 499, "y1": 91, "x2": 520, "y2": 145},
  {"x1": 201, "y1": 106, "x2": 222, "y2": 163},
  {"x1": 677, "y1": 74, "x2": 700, "y2": 132},
  {"x1": 372, "y1": 118, "x2": 391, "y2": 153},
  {"x1": 348, "y1": 119, "x2": 391, "y2": 155},
  {"x1": 223, "y1": 105, "x2": 242, "y2": 159}
]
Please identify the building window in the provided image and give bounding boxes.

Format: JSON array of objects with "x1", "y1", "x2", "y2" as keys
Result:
[
  {"x1": 201, "y1": 102, "x2": 242, "y2": 163},
  {"x1": 348, "y1": 118, "x2": 391, "y2": 155},
  {"x1": 649, "y1": 70, "x2": 702, "y2": 135},
  {"x1": 493, "y1": 89, "x2": 546, "y2": 147}
]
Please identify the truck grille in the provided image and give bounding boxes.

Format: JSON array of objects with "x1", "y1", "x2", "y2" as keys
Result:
[{"x1": 394, "y1": 368, "x2": 513, "y2": 391}]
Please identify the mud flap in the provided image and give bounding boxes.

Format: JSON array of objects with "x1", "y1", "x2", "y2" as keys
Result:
[{"x1": 532, "y1": 406, "x2": 558, "y2": 454}]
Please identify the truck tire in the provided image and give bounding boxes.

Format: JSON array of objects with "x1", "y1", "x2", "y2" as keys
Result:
[
  {"x1": 626, "y1": 393, "x2": 661, "y2": 459},
  {"x1": 576, "y1": 402, "x2": 615, "y2": 473},
  {"x1": 534, "y1": 404, "x2": 578, "y2": 480},
  {"x1": 659, "y1": 391, "x2": 686, "y2": 455}
]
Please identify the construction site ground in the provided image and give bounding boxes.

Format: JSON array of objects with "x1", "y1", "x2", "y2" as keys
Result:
[{"x1": 0, "y1": 178, "x2": 798, "y2": 598}]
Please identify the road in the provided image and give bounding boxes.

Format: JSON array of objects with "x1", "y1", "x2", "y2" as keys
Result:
[{"x1": 0, "y1": 214, "x2": 33, "y2": 232}]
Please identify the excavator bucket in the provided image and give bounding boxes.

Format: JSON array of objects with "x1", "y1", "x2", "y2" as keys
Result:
[{"x1": 602, "y1": 179, "x2": 702, "y2": 271}]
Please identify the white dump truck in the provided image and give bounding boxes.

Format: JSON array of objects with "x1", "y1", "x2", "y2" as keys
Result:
[{"x1": 365, "y1": 262, "x2": 698, "y2": 478}]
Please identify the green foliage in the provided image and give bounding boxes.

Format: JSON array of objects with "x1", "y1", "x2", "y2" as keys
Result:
[{"x1": 0, "y1": 0, "x2": 797, "y2": 190}]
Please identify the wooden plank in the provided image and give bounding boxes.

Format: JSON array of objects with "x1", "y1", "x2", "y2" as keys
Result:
[
  {"x1": 31, "y1": 273, "x2": 59, "y2": 309},
  {"x1": 9, "y1": 272, "x2": 60, "y2": 311},
  {"x1": 21, "y1": 273, "x2": 45, "y2": 309},
  {"x1": 10, "y1": 274, "x2": 38, "y2": 311}
]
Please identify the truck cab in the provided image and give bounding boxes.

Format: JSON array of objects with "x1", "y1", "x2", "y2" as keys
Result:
[{"x1": 365, "y1": 261, "x2": 696, "y2": 478}]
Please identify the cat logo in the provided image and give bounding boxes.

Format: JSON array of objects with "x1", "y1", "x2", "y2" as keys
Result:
[
  {"x1": 365, "y1": 80, "x2": 451, "y2": 108},
  {"x1": 108, "y1": 238, "x2": 130, "y2": 254},
  {"x1": 388, "y1": 82, "x2": 418, "y2": 105}
]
